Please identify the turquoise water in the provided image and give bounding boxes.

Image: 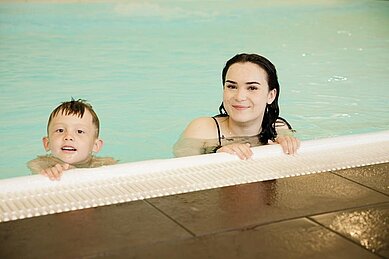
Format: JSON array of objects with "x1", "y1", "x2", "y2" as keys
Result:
[{"x1": 0, "y1": 1, "x2": 388, "y2": 179}]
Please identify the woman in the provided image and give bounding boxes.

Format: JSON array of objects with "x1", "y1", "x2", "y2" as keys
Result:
[{"x1": 174, "y1": 53, "x2": 300, "y2": 160}]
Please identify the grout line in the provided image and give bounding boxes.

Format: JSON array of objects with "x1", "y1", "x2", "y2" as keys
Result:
[
  {"x1": 143, "y1": 200, "x2": 389, "y2": 239},
  {"x1": 249, "y1": 201, "x2": 389, "y2": 230},
  {"x1": 306, "y1": 217, "x2": 382, "y2": 257},
  {"x1": 301, "y1": 201, "x2": 389, "y2": 219},
  {"x1": 331, "y1": 172, "x2": 389, "y2": 197},
  {"x1": 144, "y1": 200, "x2": 197, "y2": 237}
]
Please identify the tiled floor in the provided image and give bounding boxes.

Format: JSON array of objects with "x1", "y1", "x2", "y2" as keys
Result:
[{"x1": 0, "y1": 163, "x2": 388, "y2": 259}]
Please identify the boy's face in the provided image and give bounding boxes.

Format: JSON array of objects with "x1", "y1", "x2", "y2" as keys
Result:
[{"x1": 42, "y1": 110, "x2": 103, "y2": 166}]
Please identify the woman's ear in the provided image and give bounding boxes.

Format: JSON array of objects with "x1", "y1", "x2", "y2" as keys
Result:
[
  {"x1": 93, "y1": 139, "x2": 104, "y2": 153},
  {"x1": 267, "y1": 89, "x2": 277, "y2": 104},
  {"x1": 42, "y1": 137, "x2": 50, "y2": 151}
]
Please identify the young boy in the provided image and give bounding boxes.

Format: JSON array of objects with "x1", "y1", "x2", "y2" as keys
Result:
[{"x1": 27, "y1": 98, "x2": 117, "y2": 180}]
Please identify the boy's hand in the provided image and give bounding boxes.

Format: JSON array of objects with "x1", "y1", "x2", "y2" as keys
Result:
[
  {"x1": 40, "y1": 163, "x2": 73, "y2": 181},
  {"x1": 217, "y1": 143, "x2": 253, "y2": 160},
  {"x1": 274, "y1": 135, "x2": 300, "y2": 155}
]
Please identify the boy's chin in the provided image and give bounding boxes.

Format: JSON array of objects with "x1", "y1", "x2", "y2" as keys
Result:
[
  {"x1": 64, "y1": 157, "x2": 92, "y2": 166},
  {"x1": 51, "y1": 150, "x2": 92, "y2": 165},
  {"x1": 55, "y1": 155, "x2": 89, "y2": 166}
]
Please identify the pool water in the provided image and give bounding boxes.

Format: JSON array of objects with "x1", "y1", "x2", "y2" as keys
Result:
[{"x1": 0, "y1": 0, "x2": 388, "y2": 179}]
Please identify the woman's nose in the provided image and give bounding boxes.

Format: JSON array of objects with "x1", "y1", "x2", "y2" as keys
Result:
[{"x1": 235, "y1": 88, "x2": 247, "y2": 101}]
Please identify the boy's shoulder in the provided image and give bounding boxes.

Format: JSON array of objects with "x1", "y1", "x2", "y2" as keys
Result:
[
  {"x1": 27, "y1": 155, "x2": 57, "y2": 164},
  {"x1": 27, "y1": 155, "x2": 60, "y2": 174},
  {"x1": 90, "y1": 156, "x2": 118, "y2": 168}
]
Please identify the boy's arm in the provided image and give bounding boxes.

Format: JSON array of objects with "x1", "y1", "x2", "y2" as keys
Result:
[
  {"x1": 27, "y1": 156, "x2": 53, "y2": 174},
  {"x1": 27, "y1": 156, "x2": 72, "y2": 181}
]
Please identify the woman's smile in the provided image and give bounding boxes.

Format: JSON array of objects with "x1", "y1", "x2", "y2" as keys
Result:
[{"x1": 232, "y1": 104, "x2": 250, "y2": 110}]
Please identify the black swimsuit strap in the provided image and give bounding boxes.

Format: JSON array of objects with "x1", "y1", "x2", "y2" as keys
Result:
[{"x1": 212, "y1": 116, "x2": 222, "y2": 147}]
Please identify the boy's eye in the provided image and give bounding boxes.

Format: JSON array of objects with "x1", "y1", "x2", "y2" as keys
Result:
[
  {"x1": 77, "y1": 130, "x2": 85, "y2": 134},
  {"x1": 55, "y1": 129, "x2": 64, "y2": 133}
]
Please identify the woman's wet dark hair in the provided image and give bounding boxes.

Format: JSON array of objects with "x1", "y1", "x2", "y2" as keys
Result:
[{"x1": 217, "y1": 53, "x2": 282, "y2": 144}]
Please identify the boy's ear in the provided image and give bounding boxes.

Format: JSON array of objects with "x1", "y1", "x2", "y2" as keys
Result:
[
  {"x1": 93, "y1": 139, "x2": 104, "y2": 153},
  {"x1": 42, "y1": 137, "x2": 50, "y2": 151}
]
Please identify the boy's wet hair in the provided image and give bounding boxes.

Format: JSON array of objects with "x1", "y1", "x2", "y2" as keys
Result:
[{"x1": 47, "y1": 98, "x2": 100, "y2": 137}]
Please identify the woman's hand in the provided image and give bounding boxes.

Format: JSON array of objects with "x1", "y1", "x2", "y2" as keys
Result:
[
  {"x1": 217, "y1": 143, "x2": 253, "y2": 160},
  {"x1": 274, "y1": 135, "x2": 300, "y2": 155},
  {"x1": 40, "y1": 163, "x2": 74, "y2": 181}
]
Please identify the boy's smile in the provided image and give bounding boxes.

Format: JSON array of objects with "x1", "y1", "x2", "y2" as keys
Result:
[{"x1": 61, "y1": 146, "x2": 77, "y2": 152}]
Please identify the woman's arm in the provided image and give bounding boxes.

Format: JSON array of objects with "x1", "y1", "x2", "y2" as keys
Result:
[
  {"x1": 173, "y1": 117, "x2": 217, "y2": 157},
  {"x1": 274, "y1": 117, "x2": 300, "y2": 155},
  {"x1": 274, "y1": 135, "x2": 300, "y2": 155}
]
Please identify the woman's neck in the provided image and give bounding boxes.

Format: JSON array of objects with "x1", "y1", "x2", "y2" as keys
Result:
[{"x1": 225, "y1": 117, "x2": 262, "y2": 137}]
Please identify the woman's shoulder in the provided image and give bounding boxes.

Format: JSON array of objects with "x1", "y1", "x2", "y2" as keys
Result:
[
  {"x1": 190, "y1": 116, "x2": 215, "y2": 125},
  {"x1": 275, "y1": 117, "x2": 293, "y2": 130},
  {"x1": 182, "y1": 116, "x2": 219, "y2": 139}
]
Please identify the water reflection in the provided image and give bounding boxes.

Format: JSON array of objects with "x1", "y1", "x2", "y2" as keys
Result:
[
  {"x1": 216, "y1": 180, "x2": 278, "y2": 226},
  {"x1": 329, "y1": 207, "x2": 389, "y2": 254}
]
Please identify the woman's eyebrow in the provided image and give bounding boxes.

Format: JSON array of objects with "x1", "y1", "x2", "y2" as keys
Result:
[
  {"x1": 225, "y1": 80, "x2": 237, "y2": 84},
  {"x1": 246, "y1": 81, "x2": 261, "y2": 85},
  {"x1": 225, "y1": 80, "x2": 261, "y2": 85}
]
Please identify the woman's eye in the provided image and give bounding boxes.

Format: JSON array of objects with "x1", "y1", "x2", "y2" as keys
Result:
[
  {"x1": 248, "y1": 86, "x2": 258, "y2": 91},
  {"x1": 226, "y1": 84, "x2": 237, "y2": 89}
]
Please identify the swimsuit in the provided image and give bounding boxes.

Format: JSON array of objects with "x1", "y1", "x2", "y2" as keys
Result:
[
  {"x1": 210, "y1": 116, "x2": 294, "y2": 153},
  {"x1": 211, "y1": 116, "x2": 223, "y2": 152},
  {"x1": 211, "y1": 116, "x2": 222, "y2": 147}
]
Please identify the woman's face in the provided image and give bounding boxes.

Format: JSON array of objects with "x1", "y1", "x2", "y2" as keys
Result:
[{"x1": 223, "y1": 62, "x2": 276, "y2": 125}]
